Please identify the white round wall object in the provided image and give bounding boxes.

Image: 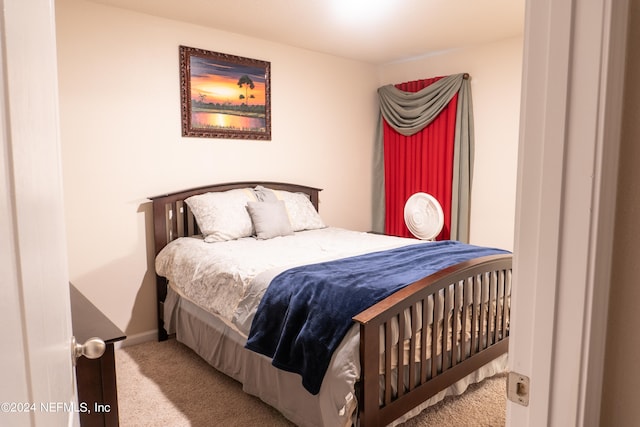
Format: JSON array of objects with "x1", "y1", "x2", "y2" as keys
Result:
[{"x1": 403, "y1": 192, "x2": 444, "y2": 240}]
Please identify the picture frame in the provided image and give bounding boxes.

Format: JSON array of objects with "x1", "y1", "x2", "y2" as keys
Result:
[{"x1": 179, "y1": 45, "x2": 271, "y2": 140}]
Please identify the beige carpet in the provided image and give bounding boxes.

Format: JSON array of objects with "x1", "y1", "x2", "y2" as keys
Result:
[{"x1": 115, "y1": 339, "x2": 506, "y2": 426}]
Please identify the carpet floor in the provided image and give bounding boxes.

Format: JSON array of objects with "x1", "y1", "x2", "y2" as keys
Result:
[{"x1": 115, "y1": 339, "x2": 506, "y2": 426}]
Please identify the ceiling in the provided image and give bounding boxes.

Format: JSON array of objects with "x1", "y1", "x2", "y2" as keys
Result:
[{"x1": 87, "y1": 0, "x2": 525, "y2": 65}]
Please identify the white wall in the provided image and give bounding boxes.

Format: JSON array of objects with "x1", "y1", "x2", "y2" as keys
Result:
[
  {"x1": 378, "y1": 38, "x2": 523, "y2": 251},
  {"x1": 56, "y1": 0, "x2": 523, "y2": 338},
  {"x1": 56, "y1": 0, "x2": 379, "y2": 336}
]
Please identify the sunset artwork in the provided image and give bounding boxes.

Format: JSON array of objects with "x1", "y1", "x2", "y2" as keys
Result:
[{"x1": 180, "y1": 46, "x2": 271, "y2": 140}]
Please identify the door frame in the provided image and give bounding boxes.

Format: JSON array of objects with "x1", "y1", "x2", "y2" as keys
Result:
[{"x1": 508, "y1": 0, "x2": 628, "y2": 425}]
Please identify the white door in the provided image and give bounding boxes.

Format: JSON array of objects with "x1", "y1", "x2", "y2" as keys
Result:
[
  {"x1": 1, "y1": 0, "x2": 78, "y2": 426},
  {"x1": 508, "y1": 0, "x2": 628, "y2": 425}
]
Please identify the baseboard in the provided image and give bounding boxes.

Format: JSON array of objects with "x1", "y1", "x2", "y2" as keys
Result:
[{"x1": 115, "y1": 329, "x2": 157, "y2": 349}]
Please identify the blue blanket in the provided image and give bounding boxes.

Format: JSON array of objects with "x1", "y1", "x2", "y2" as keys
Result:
[{"x1": 245, "y1": 240, "x2": 509, "y2": 395}]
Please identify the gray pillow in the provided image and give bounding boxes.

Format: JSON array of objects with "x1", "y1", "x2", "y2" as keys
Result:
[{"x1": 246, "y1": 201, "x2": 294, "y2": 239}]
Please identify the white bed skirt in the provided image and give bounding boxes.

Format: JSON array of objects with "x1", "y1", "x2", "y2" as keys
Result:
[{"x1": 164, "y1": 286, "x2": 507, "y2": 427}]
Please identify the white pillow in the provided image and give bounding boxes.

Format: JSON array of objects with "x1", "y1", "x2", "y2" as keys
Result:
[
  {"x1": 185, "y1": 189, "x2": 257, "y2": 242},
  {"x1": 254, "y1": 186, "x2": 326, "y2": 231},
  {"x1": 246, "y1": 201, "x2": 294, "y2": 239}
]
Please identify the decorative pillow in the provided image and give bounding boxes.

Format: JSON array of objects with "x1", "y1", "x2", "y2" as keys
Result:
[
  {"x1": 185, "y1": 189, "x2": 257, "y2": 242},
  {"x1": 254, "y1": 186, "x2": 326, "y2": 231},
  {"x1": 246, "y1": 201, "x2": 294, "y2": 239}
]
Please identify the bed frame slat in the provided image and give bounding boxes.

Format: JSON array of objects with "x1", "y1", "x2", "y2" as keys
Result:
[
  {"x1": 420, "y1": 298, "x2": 428, "y2": 383},
  {"x1": 384, "y1": 321, "x2": 393, "y2": 405},
  {"x1": 408, "y1": 305, "x2": 417, "y2": 392},
  {"x1": 397, "y1": 310, "x2": 406, "y2": 398}
]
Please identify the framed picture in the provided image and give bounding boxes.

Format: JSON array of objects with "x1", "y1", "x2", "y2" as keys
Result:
[{"x1": 179, "y1": 45, "x2": 271, "y2": 140}]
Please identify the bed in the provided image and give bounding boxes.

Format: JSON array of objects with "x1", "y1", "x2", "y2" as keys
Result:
[{"x1": 150, "y1": 181, "x2": 512, "y2": 427}]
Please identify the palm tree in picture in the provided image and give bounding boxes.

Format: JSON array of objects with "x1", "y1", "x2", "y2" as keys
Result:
[{"x1": 237, "y1": 74, "x2": 255, "y2": 110}]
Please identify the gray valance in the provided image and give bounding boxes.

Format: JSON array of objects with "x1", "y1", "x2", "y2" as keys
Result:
[{"x1": 372, "y1": 73, "x2": 474, "y2": 242}]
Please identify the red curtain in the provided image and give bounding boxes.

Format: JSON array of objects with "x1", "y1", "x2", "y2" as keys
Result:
[{"x1": 383, "y1": 77, "x2": 458, "y2": 240}]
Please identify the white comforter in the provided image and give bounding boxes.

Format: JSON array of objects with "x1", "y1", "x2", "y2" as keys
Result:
[{"x1": 155, "y1": 227, "x2": 422, "y2": 335}]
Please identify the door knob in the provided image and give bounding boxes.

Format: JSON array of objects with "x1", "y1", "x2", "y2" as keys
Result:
[{"x1": 72, "y1": 336, "x2": 106, "y2": 364}]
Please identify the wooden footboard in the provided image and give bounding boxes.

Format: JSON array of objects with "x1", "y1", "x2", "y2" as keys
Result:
[{"x1": 353, "y1": 254, "x2": 511, "y2": 427}]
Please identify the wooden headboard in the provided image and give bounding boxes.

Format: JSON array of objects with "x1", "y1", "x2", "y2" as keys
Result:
[
  {"x1": 149, "y1": 181, "x2": 322, "y2": 256},
  {"x1": 148, "y1": 181, "x2": 321, "y2": 340}
]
